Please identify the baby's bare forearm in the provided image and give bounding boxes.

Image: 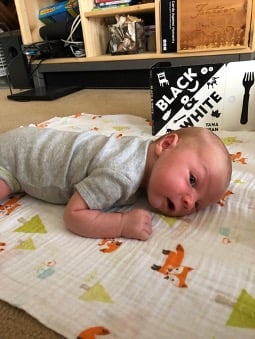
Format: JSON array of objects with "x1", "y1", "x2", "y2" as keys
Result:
[
  {"x1": 64, "y1": 207, "x2": 152, "y2": 241},
  {"x1": 64, "y1": 208, "x2": 124, "y2": 239}
]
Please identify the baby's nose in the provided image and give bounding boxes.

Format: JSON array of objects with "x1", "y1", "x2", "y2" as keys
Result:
[{"x1": 182, "y1": 194, "x2": 195, "y2": 212}]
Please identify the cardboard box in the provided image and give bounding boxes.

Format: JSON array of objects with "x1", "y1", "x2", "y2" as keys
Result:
[
  {"x1": 150, "y1": 60, "x2": 255, "y2": 135},
  {"x1": 178, "y1": 0, "x2": 252, "y2": 52},
  {"x1": 39, "y1": 0, "x2": 79, "y2": 24}
]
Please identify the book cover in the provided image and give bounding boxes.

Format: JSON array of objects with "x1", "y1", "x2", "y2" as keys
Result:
[
  {"x1": 151, "y1": 60, "x2": 255, "y2": 135},
  {"x1": 160, "y1": 0, "x2": 177, "y2": 53},
  {"x1": 151, "y1": 63, "x2": 226, "y2": 135},
  {"x1": 223, "y1": 60, "x2": 255, "y2": 130}
]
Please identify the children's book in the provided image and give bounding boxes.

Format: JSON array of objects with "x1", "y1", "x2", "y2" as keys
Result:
[{"x1": 151, "y1": 60, "x2": 255, "y2": 135}]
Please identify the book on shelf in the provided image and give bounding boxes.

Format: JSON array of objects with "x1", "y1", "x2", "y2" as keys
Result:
[
  {"x1": 95, "y1": 0, "x2": 126, "y2": 2},
  {"x1": 94, "y1": 0, "x2": 142, "y2": 6},
  {"x1": 94, "y1": 0, "x2": 136, "y2": 4},
  {"x1": 160, "y1": 0, "x2": 177, "y2": 53},
  {"x1": 94, "y1": 0, "x2": 132, "y2": 8}
]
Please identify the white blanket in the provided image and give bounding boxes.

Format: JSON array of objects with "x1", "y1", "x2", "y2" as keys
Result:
[{"x1": 0, "y1": 114, "x2": 254, "y2": 338}]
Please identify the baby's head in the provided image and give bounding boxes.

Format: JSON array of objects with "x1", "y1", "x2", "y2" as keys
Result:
[{"x1": 146, "y1": 127, "x2": 232, "y2": 217}]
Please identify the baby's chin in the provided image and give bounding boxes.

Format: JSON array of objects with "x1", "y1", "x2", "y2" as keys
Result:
[{"x1": 157, "y1": 207, "x2": 195, "y2": 218}]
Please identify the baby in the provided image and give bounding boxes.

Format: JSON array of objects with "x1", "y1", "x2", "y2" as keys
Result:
[{"x1": 0, "y1": 126, "x2": 231, "y2": 241}]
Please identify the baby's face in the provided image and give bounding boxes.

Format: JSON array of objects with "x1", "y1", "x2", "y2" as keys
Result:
[{"x1": 147, "y1": 141, "x2": 227, "y2": 217}]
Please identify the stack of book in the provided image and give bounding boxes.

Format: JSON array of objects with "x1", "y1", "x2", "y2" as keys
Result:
[{"x1": 94, "y1": 0, "x2": 139, "y2": 9}]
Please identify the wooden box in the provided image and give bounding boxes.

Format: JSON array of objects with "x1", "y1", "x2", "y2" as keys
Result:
[{"x1": 178, "y1": 0, "x2": 253, "y2": 52}]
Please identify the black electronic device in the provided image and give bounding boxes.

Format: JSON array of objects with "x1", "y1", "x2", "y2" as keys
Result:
[
  {"x1": 39, "y1": 16, "x2": 85, "y2": 58},
  {"x1": 7, "y1": 85, "x2": 82, "y2": 101},
  {"x1": 39, "y1": 20, "x2": 82, "y2": 41},
  {"x1": 22, "y1": 40, "x2": 73, "y2": 59},
  {"x1": 0, "y1": 30, "x2": 33, "y2": 88}
]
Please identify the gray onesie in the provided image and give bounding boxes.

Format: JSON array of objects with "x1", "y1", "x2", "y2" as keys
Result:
[{"x1": 0, "y1": 127, "x2": 150, "y2": 210}]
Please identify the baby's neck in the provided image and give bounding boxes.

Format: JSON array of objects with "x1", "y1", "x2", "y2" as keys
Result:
[{"x1": 140, "y1": 142, "x2": 156, "y2": 189}]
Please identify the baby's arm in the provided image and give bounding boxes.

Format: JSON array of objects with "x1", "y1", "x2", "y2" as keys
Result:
[
  {"x1": 0, "y1": 179, "x2": 12, "y2": 201},
  {"x1": 64, "y1": 191, "x2": 152, "y2": 241}
]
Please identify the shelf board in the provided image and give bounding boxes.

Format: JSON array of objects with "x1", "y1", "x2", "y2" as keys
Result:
[
  {"x1": 84, "y1": 3, "x2": 155, "y2": 18},
  {"x1": 35, "y1": 47, "x2": 254, "y2": 65}
]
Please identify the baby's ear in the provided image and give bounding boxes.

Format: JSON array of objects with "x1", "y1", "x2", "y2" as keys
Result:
[{"x1": 155, "y1": 133, "x2": 179, "y2": 155}]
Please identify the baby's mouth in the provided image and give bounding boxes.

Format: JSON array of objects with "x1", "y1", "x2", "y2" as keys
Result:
[{"x1": 167, "y1": 198, "x2": 175, "y2": 212}]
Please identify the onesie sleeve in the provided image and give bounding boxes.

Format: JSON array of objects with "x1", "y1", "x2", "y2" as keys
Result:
[
  {"x1": 74, "y1": 167, "x2": 138, "y2": 210},
  {"x1": 0, "y1": 166, "x2": 21, "y2": 192}
]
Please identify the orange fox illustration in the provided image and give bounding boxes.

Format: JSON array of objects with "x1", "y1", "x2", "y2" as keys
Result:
[
  {"x1": 151, "y1": 244, "x2": 185, "y2": 275},
  {"x1": 0, "y1": 241, "x2": 6, "y2": 252},
  {"x1": 78, "y1": 326, "x2": 110, "y2": 339},
  {"x1": 230, "y1": 151, "x2": 247, "y2": 164},
  {"x1": 0, "y1": 194, "x2": 25, "y2": 216},
  {"x1": 218, "y1": 190, "x2": 234, "y2": 206},
  {"x1": 37, "y1": 122, "x2": 48, "y2": 128},
  {"x1": 73, "y1": 112, "x2": 84, "y2": 118},
  {"x1": 151, "y1": 244, "x2": 193, "y2": 288},
  {"x1": 164, "y1": 266, "x2": 193, "y2": 288},
  {"x1": 98, "y1": 239, "x2": 122, "y2": 253}
]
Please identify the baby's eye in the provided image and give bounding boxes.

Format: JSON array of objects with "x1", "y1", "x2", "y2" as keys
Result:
[{"x1": 189, "y1": 174, "x2": 196, "y2": 186}]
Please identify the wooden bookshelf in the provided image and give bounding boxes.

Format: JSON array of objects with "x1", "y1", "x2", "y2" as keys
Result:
[{"x1": 14, "y1": 0, "x2": 255, "y2": 63}]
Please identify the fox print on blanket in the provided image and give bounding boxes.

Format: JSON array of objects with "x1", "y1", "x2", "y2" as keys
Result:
[
  {"x1": 164, "y1": 265, "x2": 193, "y2": 288},
  {"x1": 151, "y1": 244, "x2": 193, "y2": 288},
  {"x1": 98, "y1": 238, "x2": 122, "y2": 253},
  {"x1": 0, "y1": 194, "x2": 25, "y2": 216}
]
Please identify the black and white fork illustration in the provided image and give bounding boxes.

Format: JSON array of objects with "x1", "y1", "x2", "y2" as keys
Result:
[{"x1": 240, "y1": 72, "x2": 254, "y2": 124}]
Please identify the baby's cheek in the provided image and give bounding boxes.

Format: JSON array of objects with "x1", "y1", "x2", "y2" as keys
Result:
[{"x1": 148, "y1": 193, "x2": 162, "y2": 210}]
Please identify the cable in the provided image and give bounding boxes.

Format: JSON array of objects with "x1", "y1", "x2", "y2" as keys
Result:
[
  {"x1": 29, "y1": 57, "x2": 45, "y2": 77},
  {"x1": 63, "y1": 14, "x2": 81, "y2": 45},
  {"x1": 61, "y1": 14, "x2": 85, "y2": 57},
  {"x1": 5, "y1": 44, "x2": 44, "y2": 95}
]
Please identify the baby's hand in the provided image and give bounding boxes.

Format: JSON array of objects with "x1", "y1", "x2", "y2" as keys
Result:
[{"x1": 120, "y1": 209, "x2": 153, "y2": 241}]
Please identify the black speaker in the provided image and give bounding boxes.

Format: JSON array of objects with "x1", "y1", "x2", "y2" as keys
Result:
[
  {"x1": 0, "y1": 29, "x2": 33, "y2": 89},
  {"x1": 39, "y1": 19, "x2": 83, "y2": 41}
]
